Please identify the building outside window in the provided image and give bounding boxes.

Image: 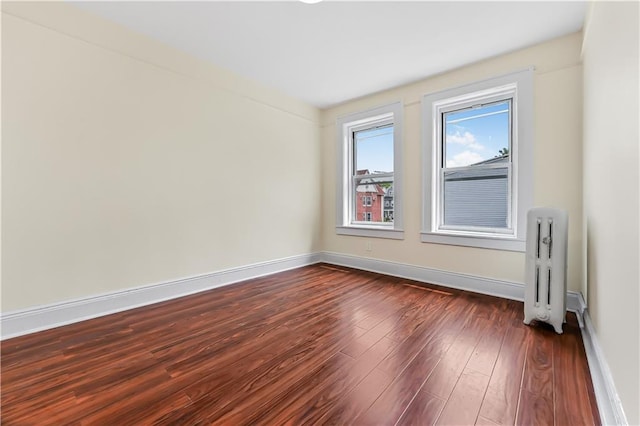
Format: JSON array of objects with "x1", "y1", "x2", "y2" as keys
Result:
[
  {"x1": 383, "y1": 186, "x2": 394, "y2": 222},
  {"x1": 357, "y1": 174, "x2": 384, "y2": 221}
]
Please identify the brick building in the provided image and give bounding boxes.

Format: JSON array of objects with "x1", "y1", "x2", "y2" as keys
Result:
[{"x1": 355, "y1": 170, "x2": 391, "y2": 222}]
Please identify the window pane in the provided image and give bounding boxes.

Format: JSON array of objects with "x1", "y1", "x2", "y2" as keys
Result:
[
  {"x1": 444, "y1": 100, "x2": 510, "y2": 168},
  {"x1": 443, "y1": 167, "x2": 508, "y2": 228},
  {"x1": 353, "y1": 177, "x2": 394, "y2": 224},
  {"x1": 354, "y1": 125, "x2": 393, "y2": 174}
]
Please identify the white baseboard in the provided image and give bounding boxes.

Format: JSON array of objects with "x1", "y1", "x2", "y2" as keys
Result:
[
  {"x1": 0, "y1": 253, "x2": 323, "y2": 340},
  {"x1": 322, "y1": 251, "x2": 586, "y2": 315},
  {"x1": 0, "y1": 250, "x2": 587, "y2": 340},
  {"x1": 580, "y1": 311, "x2": 628, "y2": 425}
]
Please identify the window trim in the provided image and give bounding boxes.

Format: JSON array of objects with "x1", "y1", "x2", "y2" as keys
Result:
[
  {"x1": 336, "y1": 101, "x2": 404, "y2": 240},
  {"x1": 421, "y1": 69, "x2": 533, "y2": 252},
  {"x1": 439, "y1": 94, "x2": 514, "y2": 233}
]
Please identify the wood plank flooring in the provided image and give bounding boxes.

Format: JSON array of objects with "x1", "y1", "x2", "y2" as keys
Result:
[{"x1": 1, "y1": 264, "x2": 600, "y2": 425}]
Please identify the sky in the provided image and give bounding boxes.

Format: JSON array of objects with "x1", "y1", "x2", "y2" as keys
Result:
[
  {"x1": 355, "y1": 125, "x2": 394, "y2": 173},
  {"x1": 444, "y1": 100, "x2": 510, "y2": 167},
  {"x1": 354, "y1": 100, "x2": 510, "y2": 173}
]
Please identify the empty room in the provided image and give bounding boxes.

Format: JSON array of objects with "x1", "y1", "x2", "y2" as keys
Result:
[{"x1": 1, "y1": 1, "x2": 638, "y2": 424}]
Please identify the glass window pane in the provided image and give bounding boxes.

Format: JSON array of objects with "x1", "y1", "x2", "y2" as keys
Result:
[
  {"x1": 444, "y1": 100, "x2": 510, "y2": 168},
  {"x1": 443, "y1": 167, "x2": 508, "y2": 228},
  {"x1": 353, "y1": 177, "x2": 394, "y2": 224},
  {"x1": 354, "y1": 125, "x2": 393, "y2": 174}
]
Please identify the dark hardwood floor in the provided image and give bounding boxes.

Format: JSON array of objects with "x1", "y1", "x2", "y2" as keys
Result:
[{"x1": 1, "y1": 264, "x2": 599, "y2": 425}]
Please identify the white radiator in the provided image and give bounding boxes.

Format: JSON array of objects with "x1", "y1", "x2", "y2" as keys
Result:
[{"x1": 523, "y1": 207, "x2": 568, "y2": 334}]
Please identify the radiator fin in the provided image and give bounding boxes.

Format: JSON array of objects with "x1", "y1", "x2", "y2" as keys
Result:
[
  {"x1": 548, "y1": 220, "x2": 553, "y2": 259},
  {"x1": 535, "y1": 265, "x2": 540, "y2": 304},
  {"x1": 547, "y1": 268, "x2": 552, "y2": 306},
  {"x1": 536, "y1": 220, "x2": 541, "y2": 259}
]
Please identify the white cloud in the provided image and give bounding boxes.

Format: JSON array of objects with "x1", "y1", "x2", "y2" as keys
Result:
[
  {"x1": 446, "y1": 131, "x2": 484, "y2": 151},
  {"x1": 446, "y1": 150, "x2": 484, "y2": 168}
]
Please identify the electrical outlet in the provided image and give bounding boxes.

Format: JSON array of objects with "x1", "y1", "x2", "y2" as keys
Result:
[{"x1": 365, "y1": 241, "x2": 372, "y2": 252}]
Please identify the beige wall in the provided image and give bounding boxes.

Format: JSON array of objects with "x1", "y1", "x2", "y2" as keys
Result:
[
  {"x1": 1, "y1": 3, "x2": 321, "y2": 311},
  {"x1": 321, "y1": 33, "x2": 584, "y2": 292},
  {"x1": 0, "y1": 5, "x2": 586, "y2": 309},
  {"x1": 582, "y1": 2, "x2": 640, "y2": 423}
]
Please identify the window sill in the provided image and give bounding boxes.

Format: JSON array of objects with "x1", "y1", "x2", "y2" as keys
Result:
[
  {"x1": 336, "y1": 226, "x2": 404, "y2": 240},
  {"x1": 420, "y1": 231, "x2": 525, "y2": 252}
]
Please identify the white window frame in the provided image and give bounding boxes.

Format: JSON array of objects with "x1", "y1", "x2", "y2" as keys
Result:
[
  {"x1": 421, "y1": 69, "x2": 533, "y2": 252},
  {"x1": 336, "y1": 102, "x2": 404, "y2": 240}
]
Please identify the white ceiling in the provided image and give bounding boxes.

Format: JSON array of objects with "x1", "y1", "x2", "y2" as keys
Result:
[{"x1": 72, "y1": 1, "x2": 587, "y2": 108}]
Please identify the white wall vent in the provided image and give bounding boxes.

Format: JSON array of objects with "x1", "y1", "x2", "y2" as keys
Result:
[{"x1": 524, "y1": 207, "x2": 568, "y2": 334}]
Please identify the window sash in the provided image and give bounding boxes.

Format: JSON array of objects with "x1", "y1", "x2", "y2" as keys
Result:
[
  {"x1": 434, "y1": 92, "x2": 515, "y2": 236},
  {"x1": 441, "y1": 99, "x2": 512, "y2": 169},
  {"x1": 353, "y1": 124, "x2": 394, "y2": 175},
  {"x1": 349, "y1": 118, "x2": 394, "y2": 226}
]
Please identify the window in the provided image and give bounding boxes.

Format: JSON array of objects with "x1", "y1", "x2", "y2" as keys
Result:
[
  {"x1": 422, "y1": 69, "x2": 533, "y2": 251},
  {"x1": 442, "y1": 99, "x2": 511, "y2": 229},
  {"x1": 336, "y1": 102, "x2": 404, "y2": 239}
]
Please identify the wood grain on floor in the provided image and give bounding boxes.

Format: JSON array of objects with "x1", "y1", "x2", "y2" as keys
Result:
[{"x1": 1, "y1": 264, "x2": 599, "y2": 425}]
